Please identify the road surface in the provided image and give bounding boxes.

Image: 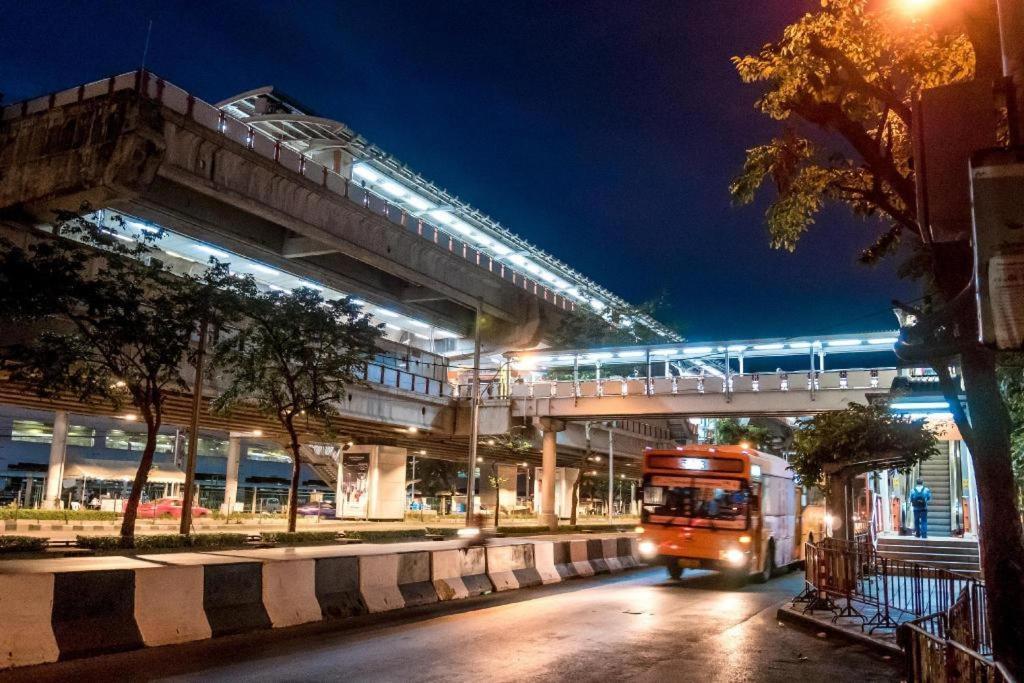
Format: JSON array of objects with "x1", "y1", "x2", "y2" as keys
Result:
[{"x1": 6, "y1": 568, "x2": 900, "y2": 682}]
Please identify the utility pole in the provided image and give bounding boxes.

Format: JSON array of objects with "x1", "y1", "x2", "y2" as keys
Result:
[
  {"x1": 464, "y1": 300, "x2": 482, "y2": 527},
  {"x1": 607, "y1": 422, "x2": 614, "y2": 521},
  {"x1": 179, "y1": 316, "x2": 208, "y2": 535}
]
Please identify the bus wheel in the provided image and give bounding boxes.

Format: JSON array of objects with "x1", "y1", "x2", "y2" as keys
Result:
[
  {"x1": 667, "y1": 562, "x2": 683, "y2": 580},
  {"x1": 753, "y1": 541, "x2": 775, "y2": 584}
]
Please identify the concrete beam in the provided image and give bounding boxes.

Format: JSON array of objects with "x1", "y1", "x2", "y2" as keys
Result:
[
  {"x1": 281, "y1": 235, "x2": 339, "y2": 258},
  {"x1": 400, "y1": 286, "x2": 447, "y2": 303}
]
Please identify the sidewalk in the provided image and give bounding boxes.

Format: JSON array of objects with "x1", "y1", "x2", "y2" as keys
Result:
[{"x1": 776, "y1": 600, "x2": 902, "y2": 657}]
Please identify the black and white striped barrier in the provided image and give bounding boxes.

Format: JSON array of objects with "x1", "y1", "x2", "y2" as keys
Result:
[{"x1": 0, "y1": 535, "x2": 641, "y2": 670}]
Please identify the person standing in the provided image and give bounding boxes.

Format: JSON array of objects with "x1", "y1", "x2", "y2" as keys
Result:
[{"x1": 910, "y1": 478, "x2": 932, "y2": 539}]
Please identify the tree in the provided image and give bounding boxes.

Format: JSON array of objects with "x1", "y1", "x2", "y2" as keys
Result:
[
  {"x1": 0, "y1": 209, "x2": 226, "y2": 545},
  {"x1": 791, "y1": 402, "x2": 939, "y2": 486},
  {"x1": 713, "y1": 418, "x2": 774, "y2": 452},
  {"x1": 213, "y1": 284, "x2": 382, "y2": 532},
  {"x1": 793, "y1": 402, "x2": 938, "y2": 542},
  {"x1": 998, "y1": 360, "x2": 1024, "y2": 505},
  {"x1": 481, "y1": 427, "x2": 533, "y2": 526},
  {"x1": 548, "y1": 293, "x2": 681, "y2": 348},
  {"x1": 732, "y1": 0, "x2": 1024, "y2": 669}
]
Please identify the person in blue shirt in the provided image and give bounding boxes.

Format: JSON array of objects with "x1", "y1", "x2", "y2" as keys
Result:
[{"x1": 910, "y1": 479, "x2": 932, "y2": 539}]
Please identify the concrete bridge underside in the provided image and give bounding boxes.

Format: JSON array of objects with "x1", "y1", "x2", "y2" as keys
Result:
[{"x1": 0, "y1": 89, "x2": 561, "y2": 349}]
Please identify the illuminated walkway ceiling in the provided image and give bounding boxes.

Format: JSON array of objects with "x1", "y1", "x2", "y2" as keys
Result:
[
  {"x1": 507, "y1": 331, "x2": 901, "y2": 376},
  {"x1": 90, "y1": 210, "x2": 460, "y2": 348}
]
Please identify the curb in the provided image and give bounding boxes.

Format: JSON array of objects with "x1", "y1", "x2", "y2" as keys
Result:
[{"x1": 776, "y1": 605, "x2": 903, "y2": 657}]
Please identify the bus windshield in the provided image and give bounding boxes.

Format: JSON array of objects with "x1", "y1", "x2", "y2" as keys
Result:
[{"x1": 643, "y1": 476, "x2": 749, "y2": 529}]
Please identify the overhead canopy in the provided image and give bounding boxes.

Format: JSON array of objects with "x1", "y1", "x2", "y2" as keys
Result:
[{"x1": 62, "y1": 458, "x2": 186, "y2": 484}]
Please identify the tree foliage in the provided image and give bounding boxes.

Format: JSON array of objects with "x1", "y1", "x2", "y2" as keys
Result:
[
  {"x1": 714, "y1": 418, "x2": 775, "y2": 452},
  {"x1": 731, "y1": 0, "x2": 973, "y2": 261},
  {"x1": 999, "y1": 359, "x2": 1024, "y2": 497},
  {"x1": 0, "y1": 209, "x2": 228, "y2": 543},
  {"x1": 213, "y1": 283, "x2": 382, "y2": 531},
  {"x1": 548, "y1": 293, "x2": 680, "y2": 348},
  {"x1": 791, "y1": 402, "x2": 939, "y2": 486}
]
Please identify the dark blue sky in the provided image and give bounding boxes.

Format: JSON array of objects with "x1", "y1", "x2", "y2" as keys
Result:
[{"x1": 1, "y1": 0, "x2": 916, "y2": 340}]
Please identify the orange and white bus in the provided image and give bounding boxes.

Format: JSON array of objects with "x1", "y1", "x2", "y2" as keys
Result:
[{"x1": 637, "y1": 445, "x2": 803, "y2": 582}]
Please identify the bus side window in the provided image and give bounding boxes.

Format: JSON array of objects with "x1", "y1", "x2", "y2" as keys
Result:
[{"x1": 749, "y1": 481, "x2": 762, "y2": 513}]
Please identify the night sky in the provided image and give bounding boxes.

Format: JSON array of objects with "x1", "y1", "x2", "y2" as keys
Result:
[{"x1": 1, "y1": 1, "x2": 917, "y2": 341}]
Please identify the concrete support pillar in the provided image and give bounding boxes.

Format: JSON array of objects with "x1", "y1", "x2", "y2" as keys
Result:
[
  {"x1": 539, "y1": 418, "x2": 566, "y2": 531},
  {"x1": 43, "y1": 411, "x2": 69, "y2": 509},
  {"x1": 221, "y1": 435, "x2": 242, "y2": 515},
  {"x1": 336, "y1": 445, "x2": 407, "y2": 520}
]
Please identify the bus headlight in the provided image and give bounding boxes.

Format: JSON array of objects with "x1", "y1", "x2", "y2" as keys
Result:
[
  {"x1": 738, "y1": 535, "x2": 751, "y2": 544},
  {"x1": 638, "y1": 540, "x2": 658, "y2": 558},
  {"x1": 457, "y1": 527, "x2": 481, "y2": 539},
  {"x1": 634, "y1": 526, "x2": 645, "y2": 534},
  {"x1": 722, "y1": 548, "x2": 746, "y2": 567}
]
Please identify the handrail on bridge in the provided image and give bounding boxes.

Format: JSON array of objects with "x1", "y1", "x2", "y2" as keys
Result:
[{"x1": 461, "y1": 368, "x2": 894, "y2": 401}]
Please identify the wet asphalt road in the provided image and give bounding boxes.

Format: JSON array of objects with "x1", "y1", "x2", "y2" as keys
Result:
[{"x1": 5, "y1": 568, "x2": 900, "y2": 683}]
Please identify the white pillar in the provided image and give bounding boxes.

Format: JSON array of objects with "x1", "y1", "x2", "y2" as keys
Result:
[
  {"x1": 44, "y1": 411, "x2": 69, "y2": 509},
  {"x1": 539, "y1": 418, "x2": 565, "y2": 530},
  {"x1": 221, "y1": 435, "x2": 241, "y2": 514}
]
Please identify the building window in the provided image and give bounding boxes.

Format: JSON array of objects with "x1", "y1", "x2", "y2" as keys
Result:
[
  {"x1": 246, "y1": 447, "x2": 292, "y2": 463},
  {"x1": 11, "y1": 420, "x2": 95, "y2": 447},
  {"x1": 106, "y1": 429, "x2": 175, "y2": 453},
  {"x1": 198, "y1": 438, "x2": 227, "y2": 458}
]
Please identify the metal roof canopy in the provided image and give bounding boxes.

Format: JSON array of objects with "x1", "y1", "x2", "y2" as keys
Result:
[
  {"x1": 216, "y1": 87, "x2": 680, "y2": 343},
  {"x1": 510, "y1": 330, "x2": 900, "y2": 370}
]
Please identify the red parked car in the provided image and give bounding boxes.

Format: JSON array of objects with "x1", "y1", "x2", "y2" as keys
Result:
[{"x1": 136, "y1": 497, "x2": 210, "y2": 519}]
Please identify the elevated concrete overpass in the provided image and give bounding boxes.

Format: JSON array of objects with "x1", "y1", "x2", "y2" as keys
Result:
[{"x1": 0, "y1": 71, "x2": 675, "y2": 353}]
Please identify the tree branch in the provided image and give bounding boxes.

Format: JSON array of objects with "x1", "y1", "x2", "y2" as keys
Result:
[{"x1": 807, "y1": 38, "x2": 913, "y2": 128}]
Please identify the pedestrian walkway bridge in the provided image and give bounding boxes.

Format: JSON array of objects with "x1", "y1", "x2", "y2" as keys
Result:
[{"x1": 500, "y1": 368, "x2": 896, "y2": 419}]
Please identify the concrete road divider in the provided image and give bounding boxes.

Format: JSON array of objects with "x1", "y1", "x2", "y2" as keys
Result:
[
  {"x1": 529, "y1": 541, "x2": 561, "y2": 584},
  {"x1": 0, "y1": 573, "x2": 59, "y2": 668},
  {"x1": 359, "y1": 554, "x2": 405, "y2": 612},
  {"x1": 586, "y1": 539, "x2": 610, "y2": 574},
  {"x1": 569, "y1": 539, "x2": 596, "y2": 577},
  {"x1": 617, "y1": 537, "x2": 640, "y2": 569},
  {"x1": 602, "y1": 538, "x2": 624, "y2": 572},
  {"x1": 134, "y1": 565, "x2": 211, "y2": 646},
  {"x1": 396, "y1": 552, "x2": 437, "y2": 608},
  {"x1": 551, "y1": 541, "x2": 579, "y2": 580},
  {"x1": 359, "y1": 552, "x2": 438, "y2": 613},
  {"x1": 431, "y1": 547, "x2": 491, "y2": 600},
  {"x1": 262, "y1": 559, "x2": 322, "y2": 628},
  {"x1": 0, "y1": 532, "x2": 641, "y2": 671},
  {"x1": 314, "y1": 556, "x2": 367, "y2": 618},
  {"x1": 487, "y1": 543, "x2": 543, "y2": 591},
  {"x1": 52, "y1": 569, "x2": 144, "y2": 659},
  {"x1": 203, "y1": 562, "x2": 272, "y2": 637}
]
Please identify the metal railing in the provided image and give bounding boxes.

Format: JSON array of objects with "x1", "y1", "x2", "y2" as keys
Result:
[
  {"x1": 796, "y1": 538, "x2": 1011, "y2": 682},
  {"x1": 0, "y1": 70, "x2": 578, "y2": 317},
  {"x1": 359, "y1": 360, "x2": 452, "y2": 399},
  {"x1": 468, "y1": 368, "x2": 896, "y2": 401}
]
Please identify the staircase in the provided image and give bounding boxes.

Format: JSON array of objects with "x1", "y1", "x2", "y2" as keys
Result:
[
  {"x1": 877, "y1": 536, "x2": 981, "y2": 577},
  {"x1": 917, "y1": 454, "x2": 953, "y2": 537},
  {"x1": 299, "y1": 445, "x2": 341, "y2": 488}
]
